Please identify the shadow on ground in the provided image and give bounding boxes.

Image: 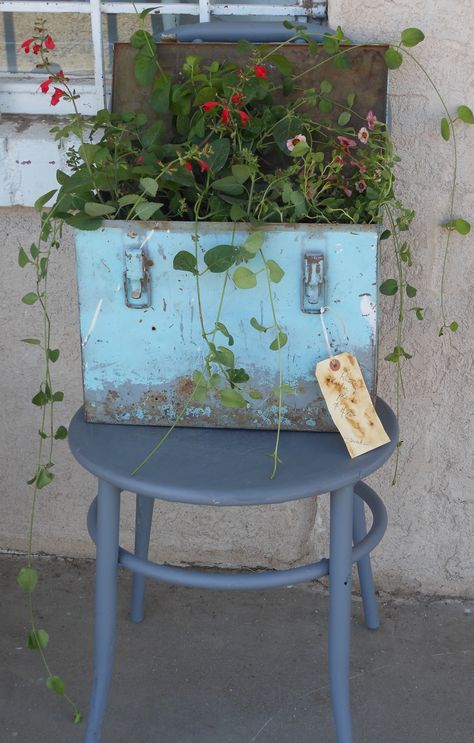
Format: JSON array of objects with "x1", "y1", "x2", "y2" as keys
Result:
[{"x1": 1, "y1": 554, "x2": 473, "y2": 743}]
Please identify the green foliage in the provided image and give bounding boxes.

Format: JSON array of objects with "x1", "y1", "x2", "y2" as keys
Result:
[
  {"x1": 380, "y1": 279, "x2": 398, "y2": 296},
  {"x1": 457, "y1": 105, "x2": 474, "y2": 124},
  {"x1": 400, "y1": 28, "x2": 425, "y2": 47},
  {"x1": 173, "y1": 251, "x2": 198, "y2": 275},
  {"x1": 28, "y1": 629, "x2": 49, "y2": 650},
  {"x1": 17, "y1": 566, "x2": 38, "y2": 593},
  {"x1": 233, "y1": 267, "x2": 257, "y2": 289},
  {"x1": 440, "y1": 118, "x2": 450, "y2": 141},
  {"x1": 385, "y1": 47, "x2": 403, "y2": 69}
]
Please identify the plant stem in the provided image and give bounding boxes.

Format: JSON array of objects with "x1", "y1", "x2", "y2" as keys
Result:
[{"x1": 260, "y1": 248, "x2": 284, "y2": 479}]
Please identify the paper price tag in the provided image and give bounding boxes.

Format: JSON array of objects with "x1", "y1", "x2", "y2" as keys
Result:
[{"x1": 315, "y1": 352, "x2": 390, "y2": 458}]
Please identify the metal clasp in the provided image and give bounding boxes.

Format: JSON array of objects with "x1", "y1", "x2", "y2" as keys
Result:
[
  {"x1": 302, "y1": 253, "x2": 325, "y2": 313},
  {"x1": 124, "y1": 246, "x2": 151, "y2": 309}
]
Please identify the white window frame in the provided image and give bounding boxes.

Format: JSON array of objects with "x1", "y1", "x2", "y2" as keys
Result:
[{"x1": 0, "y1": 0, "x2": 327, "y2": 114}]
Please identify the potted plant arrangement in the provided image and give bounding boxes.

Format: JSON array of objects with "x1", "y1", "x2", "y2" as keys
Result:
[{"x1": 15, "y1": 13, "x2": 472, "y2": 720}]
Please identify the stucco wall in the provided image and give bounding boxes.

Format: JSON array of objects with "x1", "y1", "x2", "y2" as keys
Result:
[{"x1": 1, "y1": 0, "x2": 473, "y2": 597}]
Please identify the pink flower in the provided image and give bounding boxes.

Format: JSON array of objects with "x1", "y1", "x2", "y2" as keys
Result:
[
  {"x1": 184, "y1": 162, "x2": 193, "y2": 172},
  {"x1": 367, "y1": 110, "x2": 377, "y2": 130},
  {"x1": 355, "y1": 179, "x2": 367, "y2": 193},
  {"x1": 286, "y1": 134, "x2": 307, "y2": 152},
  {"x1": 202, "y1": 101, "x2": 220, "y2": 112},
  {"x1": 337, "y1": 136, "x2": 357, "y2": 154},
  {"x1": 254, "y1": 65, "x2": 267, "y2": 79},
  {"x1": 237, "y1": 110, "x2": 250, "y2": 126},
  {"x1": 50, "y1": 87, "x2": 65, "y2": 106},
  {"x1": 199, "y1": 159, "x2": 209, "y2": 172},
  {"x1": 44, "y1": 35, "x2": 55, "y2": 50},
  {"x1": 342, "y1": 186, "x2": 353, "y2": 198},
  {"x1": 335, "y1": 155, "x2": 344, "y2": 166},
  {"x1": 358, "y1": 127, "x2": 369, "y2": 144}
]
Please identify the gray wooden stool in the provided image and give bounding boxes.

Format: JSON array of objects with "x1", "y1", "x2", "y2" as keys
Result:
[{"x1": 68, "y1": 398, "x2": 397, "y2": 743}]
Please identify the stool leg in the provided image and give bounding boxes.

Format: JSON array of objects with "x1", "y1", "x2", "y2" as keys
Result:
[
  {"x1": 85, "y1": 481, "x2": 121, "y2": 743},
  {"x1": 353, "y1": 489, "x2": 380, "y2": 630},
  {"x1": 130, "y1": 493, "x2": 155, "y2": 624},
  {"x1": 329, "y1": 485, "x2": 354, "y2": 743}
]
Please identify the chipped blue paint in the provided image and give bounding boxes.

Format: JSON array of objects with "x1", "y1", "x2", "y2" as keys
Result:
[{"x1": 74, "y1": 221, "x2": 379, "y2": 431}]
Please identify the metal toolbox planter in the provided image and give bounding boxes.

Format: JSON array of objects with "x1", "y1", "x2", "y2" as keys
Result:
[{"x1": 75, "y1": 220, "x2": 379, "y2": 431}]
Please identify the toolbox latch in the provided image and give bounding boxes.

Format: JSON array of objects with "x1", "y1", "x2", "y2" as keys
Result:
[
  {"x1": 302, "y1": 253, "x2": 325, "y2": 313},
  {"x1": 124, "y1": 246, "x2": 151, "y2": 309}
]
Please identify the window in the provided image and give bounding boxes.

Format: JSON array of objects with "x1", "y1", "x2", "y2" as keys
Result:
[{"x1": 0, "y1": 0, "x2": 328, "y2": 114}]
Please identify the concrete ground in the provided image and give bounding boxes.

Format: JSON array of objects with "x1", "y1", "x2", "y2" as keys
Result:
[{"x1": 1, "y1": 555, "x2": 473, "y2": 743}]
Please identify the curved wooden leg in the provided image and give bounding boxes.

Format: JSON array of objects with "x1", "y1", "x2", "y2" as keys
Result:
[
  {"x1": 353, "y1": 486, "x2": 380, "y2": 630},
  {"x1": 85, "y1": 480, "x2": 121, "y2": 743},
  {"x1": 329, "y1": 485, "x2": 354, "y2": 743},
  {"x1": 130, "y1": 493, "x2": 155, "y2": 623}
]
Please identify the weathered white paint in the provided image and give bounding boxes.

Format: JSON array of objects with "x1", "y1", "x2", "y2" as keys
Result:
[{"x1": 1, "y1": 0, "x2": 473, "y2": 597}]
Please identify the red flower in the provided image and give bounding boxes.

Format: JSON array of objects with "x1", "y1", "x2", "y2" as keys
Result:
[
  {"x1": 185, "y1": 162, "x2": 193, "y2": 172},
  {"x1": 40, "y1": 79, "x2": 51, "y2": 94},
  {"x1": 33, "y1": 43, "x2": 41, "y2": 55},
  {"x1": 237, "y1": 110, "x2": 250, "y2": 126},
  {"x1": 254, "y1": 65, "x2": 267, "y2": 79},
  {"x1": 198, "y1": 159, "x2": 209, "y2": 173},
  {"x1": 220, "y1": 107, "x2": 231, "y2": 125},
  {"x1": 202, "y1": 101, "x2": 220, "y2": 112},
  {"x1": 50, "y1": 87, "x2": 65, "y2": 106},
  {"x1": 231, "y1": 92, "x2": 245, "y2": 106},
  {"x1": 21, "y1": 38, "x2": 34, "y2": 53},
  {"x1": 56, "y1": 70, "x2": 69, "y2": 82},
  {"x1": 44, "y1": 35, "x2": 55, "y2": 50},
  {"x1": 135, "y1": 156, "x2": 144, "y2": 164}
]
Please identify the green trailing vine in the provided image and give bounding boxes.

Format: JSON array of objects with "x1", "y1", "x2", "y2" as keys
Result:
[{"x1": 15, "y1": 14, "x2": 472, "y2": 723}]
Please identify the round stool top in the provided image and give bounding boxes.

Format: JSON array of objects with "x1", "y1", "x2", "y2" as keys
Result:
[{"x1": 68, "y1": 399, "x2": 398, "y2": 506}]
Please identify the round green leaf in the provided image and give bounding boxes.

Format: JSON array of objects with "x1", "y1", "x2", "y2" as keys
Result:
[
  {"x1": 231, "y1": 165, "x2": 251, "y2": 184},
  {"x1": 204, "y1": 244, "x2": 236, "y2": 273},
  {"x1": 47, "y1": 675, "x2": 65, "y2": 695},
  {"x1": 17, "y1": 566, "x2": 38, "y2": 593},
  {"x1": 405, "y1": 284, "x2": 417, "y2": 298},
  {"x1": 84, "y1": 202, "x2": 116, "y2": 217},
  {"x1": 18, "y1": 247, "x2": 30, "y2": 267},
  {"x1": 139, "y1": 177, "x2": 158, "y2": 197},
  {"x1": 440, "y1": 118, "x2": 450, "y2": 141},
  {"x1": 219, "y1": 388, "x2": 247, "y2": 409},
  {"x1": 458, "y1": 105, "x2": 474, "y2": 124},
  {"x1": 337, "y1": 111, "x2": 351, "y2": 126},
  {"x1": 173, "y1": 250, "x2": 198, "y2": 275},
  {"x1": 320, "y1": 79, "x2": 332, "y2": 94},
  {"x1": 243, "y1": 232, "x2": 264, "y2": 255},
  {"x1": 135, "y1": 202, "x2": 163, "y2": 220},
  {"x1": 384, "y1": 47, "x2": 403, "y2": 70},
  {"x1": 379, "y1": 279, "x2": 398, "y2": 296},
  {"x1": 28, "y1": 629, "x2": 49, "y2": 650},
  {"x1": 449, "y1": 320, "x2": 459, "y2": 332},
  {"x1": 400, "y1": 28, "x2": 425, "y2": 47},
  {"x1": 233, "y1": 267, "x2": 257, "y2": 289},
  {"x1": 22, "y1": 292, "x2": 39, "y2": 305},
  {"x1": 249, "y1": 389, "x2": 263, "y2": 399},
  {"x1": 54, "y1": 425, "x2": 68, "y2": 440},
  {"x1": 266, "y1": 259, "x2": 285, "y2": 283},
  {"x1": 454, "y1": 218, "x2": 471, "y2": 235},
  {"x1": 270, "y1": 331, "x2": 288, "y2": 351}
]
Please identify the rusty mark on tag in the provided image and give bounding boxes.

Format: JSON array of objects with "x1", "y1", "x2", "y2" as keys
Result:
[{"x1": 315, "y1": 352, "x2": 390, "y2": 458}]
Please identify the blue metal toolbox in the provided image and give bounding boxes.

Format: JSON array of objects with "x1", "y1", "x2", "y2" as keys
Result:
[{"x1": 75, "y1": 221, "x2": 379, "y2": 430}]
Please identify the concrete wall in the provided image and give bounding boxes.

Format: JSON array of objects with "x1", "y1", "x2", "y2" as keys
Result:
[{"x1": 1, "y1": 0, "x2": 473, "y2": 597}]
